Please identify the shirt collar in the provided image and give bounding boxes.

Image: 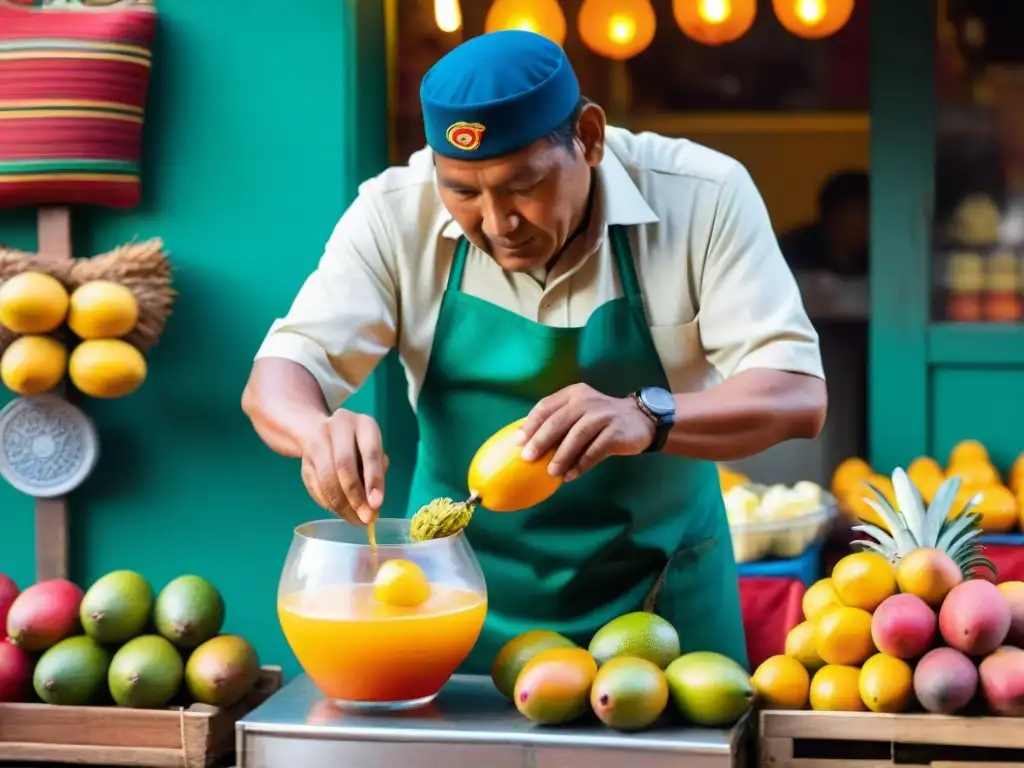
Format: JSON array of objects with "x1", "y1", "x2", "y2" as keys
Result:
[{"x1": 439, "y1": 143, "x2": 659, "y2": 240}]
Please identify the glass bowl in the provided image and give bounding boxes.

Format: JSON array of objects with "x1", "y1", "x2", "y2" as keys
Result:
[{"x1": 277, "y1": 517, "x2": 487, "y2": 711}]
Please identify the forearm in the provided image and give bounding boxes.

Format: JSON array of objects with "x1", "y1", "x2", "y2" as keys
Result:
[
  {"x1": 241, "y1": 358, "x2": 332, "y2": 458},
  {"x1": 663, "y1": 369, "x2": 827, "y2": 462}
]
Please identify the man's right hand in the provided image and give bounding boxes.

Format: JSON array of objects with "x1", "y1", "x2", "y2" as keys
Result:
[{"x1": 298, "y1": 410, "x2": 387, "y2": 525}]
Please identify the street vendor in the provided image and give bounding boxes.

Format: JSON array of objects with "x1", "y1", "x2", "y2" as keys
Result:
[{"x1": 242, "y1": 30, "x2": 826, "y2": 673}]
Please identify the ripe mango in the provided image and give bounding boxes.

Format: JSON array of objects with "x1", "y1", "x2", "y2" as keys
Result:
[
  {"x1": 6, "y1": 579, "x2": 84, "y2": 652},
  {"x1": 870, "y1": 593, "x2": 936, "y2": 660},
  {"x1": 980, "y1": 649, "x2": 1024, "y2": 716},
  {"x1": 664, "y1": 651, "x2": 753, "y2": 727},
  {"x1": 514, "y1": 648, "x2": 597, "y2": 725},
  {"x1": 590, "y1": 656, "x2": 669, "y2": 732},
  {"x1": 939, "y1": 580, "x2": 1010, "y2": 656},
  {"x1": 491, "y1": 629, "x2": 577, "y2": 701},
  {"x1": 588, "y1": 612, "x2": 680, "y2": 669},
  {"x1": 468, "y1": 419, "x2": 562, "y2": 512},
  {"x1": 0, "y1": 639, "x2": 32, "y2": 702},
  {"x1": 913, "y1": 647, "x2": 978, "y2": 714},
  {"x1": 997, "y1": 581, "x2": 1024, "y2": 647}
]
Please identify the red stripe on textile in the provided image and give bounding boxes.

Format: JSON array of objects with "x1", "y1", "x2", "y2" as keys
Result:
[
  {"x1": 0, "y1": 180, "x2": 140, "y2": 210},
  {"x1": 0, "y1": 119, "x2": 142, "y2": 162},
  {"x1": 0, "y1": 59, "x2": 151, "y2": 106},
  {"x1": 0, "y1": 7, "x2": 156, "y2": 47}
]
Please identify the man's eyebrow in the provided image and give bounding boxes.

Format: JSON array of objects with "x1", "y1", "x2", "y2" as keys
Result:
[{"x1": 437, "y1": 176, "x2": 478, "y2": 193}]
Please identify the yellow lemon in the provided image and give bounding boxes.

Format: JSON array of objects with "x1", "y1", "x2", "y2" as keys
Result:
[
  {"x1": 752, "y1": 654, "x2": 810, "y2": 710},
  {"x1": 948, "y1": 439, "x2": 988, "y2": 467},
  {"x1": 802, "y1": 578, "x2": 843, "y2": 622},
  {"x1": 814, "y1": 606, "x2": 874, "y2": 666},
  {"x1": 831, "y1": 457, "x2": 872, "y2": 499},
  {"x1": 785, "y1": 621, "x2": 825, "y2": 670},
  {"x1": 858, "y1": 653, "x2": 913, "y2": 713},
  {"x1": 831, "y1": 552, "x2": 897, "y2": 612},
  {"x1": 0, "y1": 271, "x2": 69, "y2": 334},
  {"x1": 809, "y1": 665, "x2": 865, "y2": 711},
  {"x1": 0, "y1": 335, "x2": 67, "y2": 396},
  {"x1": 67, "y1": 280, "x2": 140, "y2": 339},
  {"x1": 372, "y1": 559, "x2": 430, "y2": 607},
  {"x1": 68, "y1": 338, "x2": 147, "y2": 399}
]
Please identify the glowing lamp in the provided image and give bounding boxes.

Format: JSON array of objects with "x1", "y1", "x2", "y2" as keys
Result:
[
  {"x1": 434, "y1": 0, "x2": 463, "y2": 33},
  {"x1": 772, "y1": 0, "x2": 854, "y2": 40},
  {"x1": 577, "y1": 0, "x2": 657, "y2": 61},
  {"x1": 484, "y1": 0, "x2": 568, "y2": 47},
  {"x1": 673, "y1": 0, "x2": 756, "y2": 47}
]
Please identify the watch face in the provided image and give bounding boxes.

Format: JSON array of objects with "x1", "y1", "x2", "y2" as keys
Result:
[{"x1": 642, "y1": 387, "x2": 675, "y2": 416}]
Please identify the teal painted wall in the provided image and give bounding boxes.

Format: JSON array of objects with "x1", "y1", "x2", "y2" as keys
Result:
[{"x1": 0, "y1": 0, "x2": 395, "y2": 679}]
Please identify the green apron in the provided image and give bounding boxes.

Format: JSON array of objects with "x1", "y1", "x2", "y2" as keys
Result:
[{"x1": 407, "y1": 225, "x2": 749, "y2": 673}]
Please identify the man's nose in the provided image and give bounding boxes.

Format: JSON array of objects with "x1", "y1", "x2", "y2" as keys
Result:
[{"x1": 480, "y1": 196, "x2": 519, "y2": 240}]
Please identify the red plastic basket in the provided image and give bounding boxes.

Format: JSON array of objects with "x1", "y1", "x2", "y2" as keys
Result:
[{"x1": 0, "y1": 0, "x2": 157, "y2": 209}]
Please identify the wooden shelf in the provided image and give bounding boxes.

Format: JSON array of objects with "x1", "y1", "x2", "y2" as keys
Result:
[{"x1": 928, "y1": 323, "x2": 1024, "y2": 365}]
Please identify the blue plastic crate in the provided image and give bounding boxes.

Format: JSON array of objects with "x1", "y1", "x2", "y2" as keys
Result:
[
  {"x1": 737, "y1": 540, "x2": 824, "y2": 587},
  {"x1": 980, "y1": 533, "x2": 1024, "y2": 546}
]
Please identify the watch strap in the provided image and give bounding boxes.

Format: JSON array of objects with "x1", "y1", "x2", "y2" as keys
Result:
[{"x1": 632, "y1": 390, "x2": 673, "y2": 453}]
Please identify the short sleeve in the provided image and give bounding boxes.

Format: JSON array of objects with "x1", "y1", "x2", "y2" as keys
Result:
[
  {"x1": 255, "y1": 187, "x2": 398, "y2": 411},
  {"x1": 699, "y1": 165, "x2": 824, "y2": 380}
]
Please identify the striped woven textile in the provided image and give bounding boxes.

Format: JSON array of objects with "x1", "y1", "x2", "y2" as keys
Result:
[{"x1": 0, "y1": 0, "x2": 157, "y2": 209}]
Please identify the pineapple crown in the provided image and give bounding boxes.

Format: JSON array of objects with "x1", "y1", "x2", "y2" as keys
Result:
[{"x1": 852, "y1": 468, "x2": 995, "y2": 578}]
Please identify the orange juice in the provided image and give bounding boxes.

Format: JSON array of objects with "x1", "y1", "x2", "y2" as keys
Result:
[{"x1": 278, "y1": 584, "x2": 486, "y2": 703}]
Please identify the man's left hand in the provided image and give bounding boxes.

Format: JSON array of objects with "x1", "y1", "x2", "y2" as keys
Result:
[{"x1": 516, "y1": 383, "x2": 657, "y2": 481}]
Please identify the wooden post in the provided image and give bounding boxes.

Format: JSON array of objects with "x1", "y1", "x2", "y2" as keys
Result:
[{"x1": 33, "y1": 206, "x2": 72, "y2": 583}]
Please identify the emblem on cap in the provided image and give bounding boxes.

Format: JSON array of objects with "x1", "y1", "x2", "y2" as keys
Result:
[{"x1": 446, "y1": 122, "x2": 486, "y2": 152}]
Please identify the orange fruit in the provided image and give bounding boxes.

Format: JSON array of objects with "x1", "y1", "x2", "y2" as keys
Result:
[
  {"x1": 966, "y1": 485, "x2": 1018, "y2": 533},
  {"x1": 858, "y1": 653, "x2": 913, "y2": 713},
  {"x1": 785, "y1": 621, "x2": 825, "y2": 670},
  {"x1": 752, "y1": 655, "x2": 810, "y2": 710},
  {"x1": 372, "y1": 559, "x2": 430, "y2": 607},
  {"x1": 1010, "y1": 453, "x2": 1024, "y2": 494},
  {"x1": 809, "y1": 665, "x2": 865, "y2": 711},
  {"x1": 948, "y1": 439, "x2": 989, "y2": 467},
  {"x1": 907, "y1": 457, "x2": 944, "y2": 503},
  {"x1": 831, "y1": 553, "x2": 897, "y2": 612},
  {"x1": 947, "y1": 460, "x2": 1000, "y2": 489},
  {"x1": 895, "y1": 547, "x2": 963, "y2": 607},
  {"x1": 815, "y1": 607, "x2": 875, "y2": 666},
  {"x1": 831, "y1": 457, "x2": 873, "y2": 499},
  {"x1": 802, "y1": 578, "x2": 843, "y2": 622}
]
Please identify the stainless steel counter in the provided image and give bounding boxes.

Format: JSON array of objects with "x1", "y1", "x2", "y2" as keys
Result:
[{"x1": 236, "y1": 674, "x2": 749, "y2": 768}]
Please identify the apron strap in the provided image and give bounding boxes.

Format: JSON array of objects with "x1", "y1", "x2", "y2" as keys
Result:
[
  {"x1": 446, "y1": 236, "x2": 472, "y2": 293},
  {"x1": 608, "y1": 225, "x2": 645, "y2": 313}
]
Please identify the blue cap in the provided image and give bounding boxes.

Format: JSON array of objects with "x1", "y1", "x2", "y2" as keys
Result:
[{"x1": 420, "y1": 30, "x2": 581, "y2": 161}]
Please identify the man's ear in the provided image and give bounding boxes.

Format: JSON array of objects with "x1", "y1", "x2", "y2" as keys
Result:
[{"x1": 576, "y1": 103, "x2": 606, "y2": 168}]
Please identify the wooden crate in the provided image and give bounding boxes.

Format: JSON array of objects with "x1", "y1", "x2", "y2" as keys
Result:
[
  {"x1": 0, "y1": 665, "x2": 282, "y2": 768},
  {"x1": 760, "y1": 709, "x2": 1024, "y2": 768}
]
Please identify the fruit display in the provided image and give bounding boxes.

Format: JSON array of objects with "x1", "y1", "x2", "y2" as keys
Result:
[
  {"x1": 0, "y1": 270, "x2": 148, "y2": 399},
  {"x1": 0, "y1": 570, "x2": 261, "y2": 709},
  {"x1": 753, "y1": 467, "x2": 1024, "y2": 716},
  {"x1": 491, "y1": 611, "x2": 752, "y2": 732},
  {"x1": 831, "y1": 440, "x2": 1024, "y2": 533},
  {"x1": 719, "y1": 466, "x2": 836, "y2": 562}
]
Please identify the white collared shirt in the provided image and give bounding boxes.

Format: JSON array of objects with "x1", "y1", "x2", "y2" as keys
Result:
[{"x1": 255, "y1": 126, "x2": 824, "y2": 412}]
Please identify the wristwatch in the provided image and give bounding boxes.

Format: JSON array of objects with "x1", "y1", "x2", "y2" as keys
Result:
[{"x1": 631, "y1": 386, "x2": 675, "y2": 453}]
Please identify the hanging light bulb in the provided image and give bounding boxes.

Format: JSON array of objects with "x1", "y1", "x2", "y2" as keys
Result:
[
  {"x1": 484, "y1": 0, "x2": 568, "y2": 47},
  {"x1": 772, "y1": 0, "x2": 854, "y2": 40},
  {"x1": 434, "y1": 0, "x2": 463, "y2": 34},
  {"x1": 578, "y1": 0, "x2": 657, "y2": 61},
  {"x1": 673, "y1": 0, "x2": 757, "y2": 46}
]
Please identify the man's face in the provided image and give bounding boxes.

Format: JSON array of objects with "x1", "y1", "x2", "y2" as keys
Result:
[{"x1": 434, "y1": 105, "x2": 605, "y2": 272}]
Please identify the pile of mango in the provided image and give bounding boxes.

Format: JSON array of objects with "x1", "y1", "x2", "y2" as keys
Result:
[
  {"x1": 0, "y1": 570, "x2": 260, "y2": 709},
  {"x1": 0, "y1": 271, "x2": 147, "y2": 399},
  {"x1": 832, "y1": 440, "x2": 1024, "y2": 533},
  {"x1": 751, "y1": 551, "x2": 1024, "y2": 716},
  {"x1": 491, "y1": 612, "x2": 752, "y2": 732}
]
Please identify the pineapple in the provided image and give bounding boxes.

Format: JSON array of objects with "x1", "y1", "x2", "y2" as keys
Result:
[{"x1": 851, "y1": 467, "x2": 995, "y2": 579}]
